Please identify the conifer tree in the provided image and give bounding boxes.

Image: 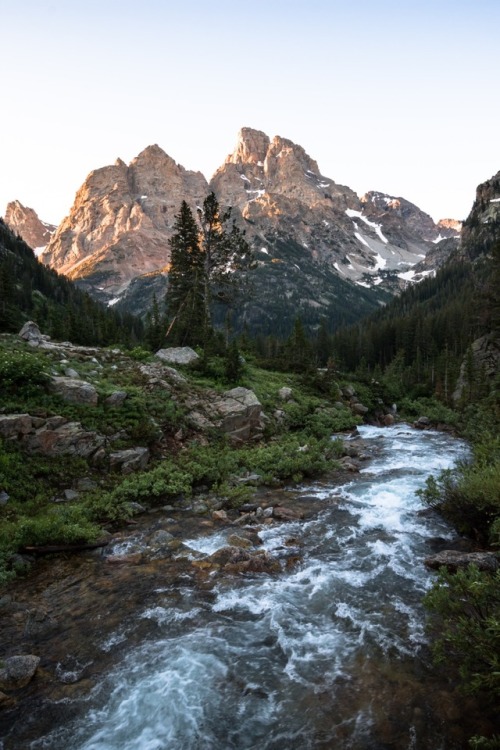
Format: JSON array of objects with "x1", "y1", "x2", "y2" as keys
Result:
[
  {"x1": 166, "y1": 194, "x2": 252, "y2": 349},
  {"x1": 224, "y1": 339, "x2": 243, "y2": 384},
  {"x1": 198, "y1": 192, "x2": 252, "y2": 344},
  {"x1": 166, "y1": 201, "x2": 205, "y2": 346}
]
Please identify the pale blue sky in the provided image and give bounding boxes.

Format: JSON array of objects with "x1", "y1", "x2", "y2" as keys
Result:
[{"x1": 1, "y1": 0, "x2": 499, "y2": 225}]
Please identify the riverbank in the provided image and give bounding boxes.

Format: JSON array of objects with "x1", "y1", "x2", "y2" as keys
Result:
[{"x1": 2, "y1": 425, "x2": 497, "y2": 749}]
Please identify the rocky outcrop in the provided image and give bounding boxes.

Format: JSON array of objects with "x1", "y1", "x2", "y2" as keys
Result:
[
  {"x1": 453, "y1": 333, "x2": 500, "y2": 404},
  {"x1": 109, "y1": 447, "x2": 150, "y2": 474},
  {"x1": 459, "y1": 169, "x2": 500, "y2": 261},
  {"x1": 209, "y1": 387, "x2": 265, "y2": 443},
  {"x1": 0, "y1": 414, "x2": 105, "y2": 458},
  {"x1": 185, "y1": 386, "x2": 266, "y2": 444},
  {"x1": 424, "y1": 550, "x2": 499, "y2": 573},
  {"x1": 19, "y1": 320, "x2": 45, "y2": 344},
  {"x1": 49, "y1": 377, "x2": 99, "y2": 405},
  {"x1": 4, "y1": 200, "x2": 55, "y2": 252}
]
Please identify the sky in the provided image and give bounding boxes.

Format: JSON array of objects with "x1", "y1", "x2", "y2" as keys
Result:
[{"x1": 1, "y1": 0, "x2": 499, "y2": 226}]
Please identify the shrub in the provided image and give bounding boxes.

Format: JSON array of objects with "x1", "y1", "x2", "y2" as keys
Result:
[
  {"x1": 0, "y1": 349, "x2": 49, "y2": 395},
  {"x1": 424, "y1": 565, "x2": 500, "y2": 700},
  {"x1": 399, "y1": 396, "x2": 459, "y2": 425},
  {"x1": 419, "y1": 438, "x2": 500, "y2": 544}
]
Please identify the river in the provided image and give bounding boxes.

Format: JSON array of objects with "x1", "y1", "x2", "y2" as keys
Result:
[{"x1": 4, "y1": 425, "x2": 480, "y2": 748}]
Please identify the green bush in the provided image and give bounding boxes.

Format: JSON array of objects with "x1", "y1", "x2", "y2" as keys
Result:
[
  {"x1": 0, "y1": 348, "x2": 49, "y2": 395},
  {"x1": 419, "y1": 438, "x2": 500, "y2": 544},
  {"x1": 14, "y1": 506, "x2": 101, "y2": 547},
  {"x1": 425, "y1": 565, "x2": 500, "y2": 700},
  {"x1": 399, "y1": 396, "x2": 460, "y2": 425}
]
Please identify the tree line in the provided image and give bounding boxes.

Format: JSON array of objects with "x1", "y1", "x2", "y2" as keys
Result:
[{"x1": 0, "y1": 218, "x2": 144, "y2": 346}]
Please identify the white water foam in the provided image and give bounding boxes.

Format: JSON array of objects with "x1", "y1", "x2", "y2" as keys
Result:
[{"x1": 33, "y1": 426, "x2": 469, "y2": 750}]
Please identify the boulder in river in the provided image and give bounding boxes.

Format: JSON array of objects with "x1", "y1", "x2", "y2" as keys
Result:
[{"x1": 0, "y1": 655, "x2": 40, "y2": 690}]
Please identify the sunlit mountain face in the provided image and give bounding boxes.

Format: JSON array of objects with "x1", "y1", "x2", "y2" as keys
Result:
[{"x1": 4, "y1": 128, "x2": 462, "y2": 334}]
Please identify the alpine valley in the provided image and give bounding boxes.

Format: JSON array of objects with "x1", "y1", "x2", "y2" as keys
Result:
[
  {"x1": 4, "y1": 128, "x2": 462, "y2": 334},
  {"x1": 1, "y1": 129, "x2": 500, "y2": 750}
]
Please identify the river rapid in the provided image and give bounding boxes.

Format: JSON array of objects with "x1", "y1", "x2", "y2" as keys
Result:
[{"x1": 2, "y1": 425, "x2": 483, "y2": 749}]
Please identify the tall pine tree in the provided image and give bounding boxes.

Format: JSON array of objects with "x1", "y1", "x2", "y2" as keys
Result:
[
  {"x1": 166, "y1": 201, "x2": 205, "y2": 346},
  {"x1": 165, "y1": 194, "x2": 252, "y2": 349}
]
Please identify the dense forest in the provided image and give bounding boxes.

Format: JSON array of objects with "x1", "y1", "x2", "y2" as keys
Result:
[{"x1": 0, "y1": 218, "x2": 144, "y2": 346}]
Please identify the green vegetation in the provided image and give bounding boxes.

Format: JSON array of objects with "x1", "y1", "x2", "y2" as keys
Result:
[
  {"x1": 0, "y1": 337, "x2": 352, "y2": 584},
  {"x1": 425, "y1": 565, "x2": 500, "y2": 706},
  {"x1": 165, "y1": 194, "x2": 253, "y2": 348},
  {"x1": 0, "y1": 218, "x2": 143, "y2": 346}
]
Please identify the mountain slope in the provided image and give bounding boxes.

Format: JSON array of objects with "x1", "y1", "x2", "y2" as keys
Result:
[
  {"x1": 210, "y1": 128, "x2": 460, "y2": 291},
  {"x1": 14, "y1": 128, "x2": 461, "y2": 334},
  {"x1": 40, "y1": 146, "x2": 209, "y2": 303},
  {"x1": 0, "y1": 219, "x2": 143, "y2": 345},
  {"x1": 4, "y1": 201, "x2": 56, "y2": 253},
  {"x1": 331, "y1": 169, "x2": 500, "y2": 398}
]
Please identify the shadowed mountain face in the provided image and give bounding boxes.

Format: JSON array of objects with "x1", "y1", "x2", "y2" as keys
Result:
[{"x1": 7, "y1": 129, "x2": 461, "y2": 333}]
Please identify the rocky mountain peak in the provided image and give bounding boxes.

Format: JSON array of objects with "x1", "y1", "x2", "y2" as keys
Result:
[
  {"x1": 34, "y1": 128, "x2": 465, "y2": 324},
  {"x1": 4, "y1": 200, "x2": 56, "y2": 253},
  {"x1": 265, "y1": 135, "x2": 320, "y2": 178},
  {"x1": 227, "y1": 128, "x2": 270, "y2": 166},
  {"x1": 458, "y1": 169, "x2": 500, "y2": 261},
  {"x1": 360, "y1": 191, "x2": 459, "y2": 243},
  {"x1": 437, "y1": 219, "x2": 462, "y2": 234},
  {"x1": 40, "y1": 147, "x2": 209, "y2": 299}
]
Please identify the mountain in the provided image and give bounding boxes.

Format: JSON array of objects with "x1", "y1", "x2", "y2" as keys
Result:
[
  {"x1": 211, "y1": 128, "x2": 460, "y2": 291},
  {"x1": 0, "y1": 218, "x2": 143, "y2": 345},
  {"x1": 40, "y1": 146, "x2": 208, "y2": 304},
  {"x1": 331, "y1": 168, "x2": 500, "y2": 399},
  {"x1": 4, "y1": 200, "x2": 56, "y2": 254},
  {"x1": 28, "y1": 129, "x2": 460, "y2": 333},
  {"x1": 457, "y1": 168, "x2": 500, "y2": 261}
]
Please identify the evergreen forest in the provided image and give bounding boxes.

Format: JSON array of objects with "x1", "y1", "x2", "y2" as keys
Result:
[{"x1": 0, "y1": 192, "x2": 499, "y2": 747}]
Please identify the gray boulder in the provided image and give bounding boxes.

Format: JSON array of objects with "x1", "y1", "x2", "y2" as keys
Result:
[
  {"x1": 23, "y1": 420, "x2": 105, "y2": 458},
  {"x1": 351, "y1": 402, "x2": 369, "y2": 416},
  {"x1": 109, "y1": 447, "x2": 150, "y2": 474},
  {"x1": 210, "y1": 387, "x2": 265, "y2": 444},
  {"x1": 0, "y1": 414, "x2": 33, "y2": 440},
  {"x1": 18, "y1": 321, "x2": 44, "y2": 343},
  {"x1": 155, "y1": 347, "x2": 200, "y2": 365},
  {"x1": 49, "y1": 377, "x2": 98, "y2": 406},
  {"x1": 342, "y1": 385, "x2": 356, "y2": 398},
  {"x1": 105, "y1": 390, "x2": 128, "y2": 406},
  {"x1": 0, "y1": 655, "x2": 40, "y2": 690},
  {"x1": 425, "y1": 550, "x2": 498, "y2": 573},
  {"x1": 278, "y1": 387, "x2": 293, "y2": 401}
]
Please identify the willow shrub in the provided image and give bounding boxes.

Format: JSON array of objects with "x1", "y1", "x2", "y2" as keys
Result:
[
  {"x1": 424, "y1": 565, "x2": 500, "y2": 700},
  {"x1": 0, "y1": 348, "x2": 49, "y2": 396},
  {"x1": 419, "y1": 436, "x2": 500, "y2": 545}
]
